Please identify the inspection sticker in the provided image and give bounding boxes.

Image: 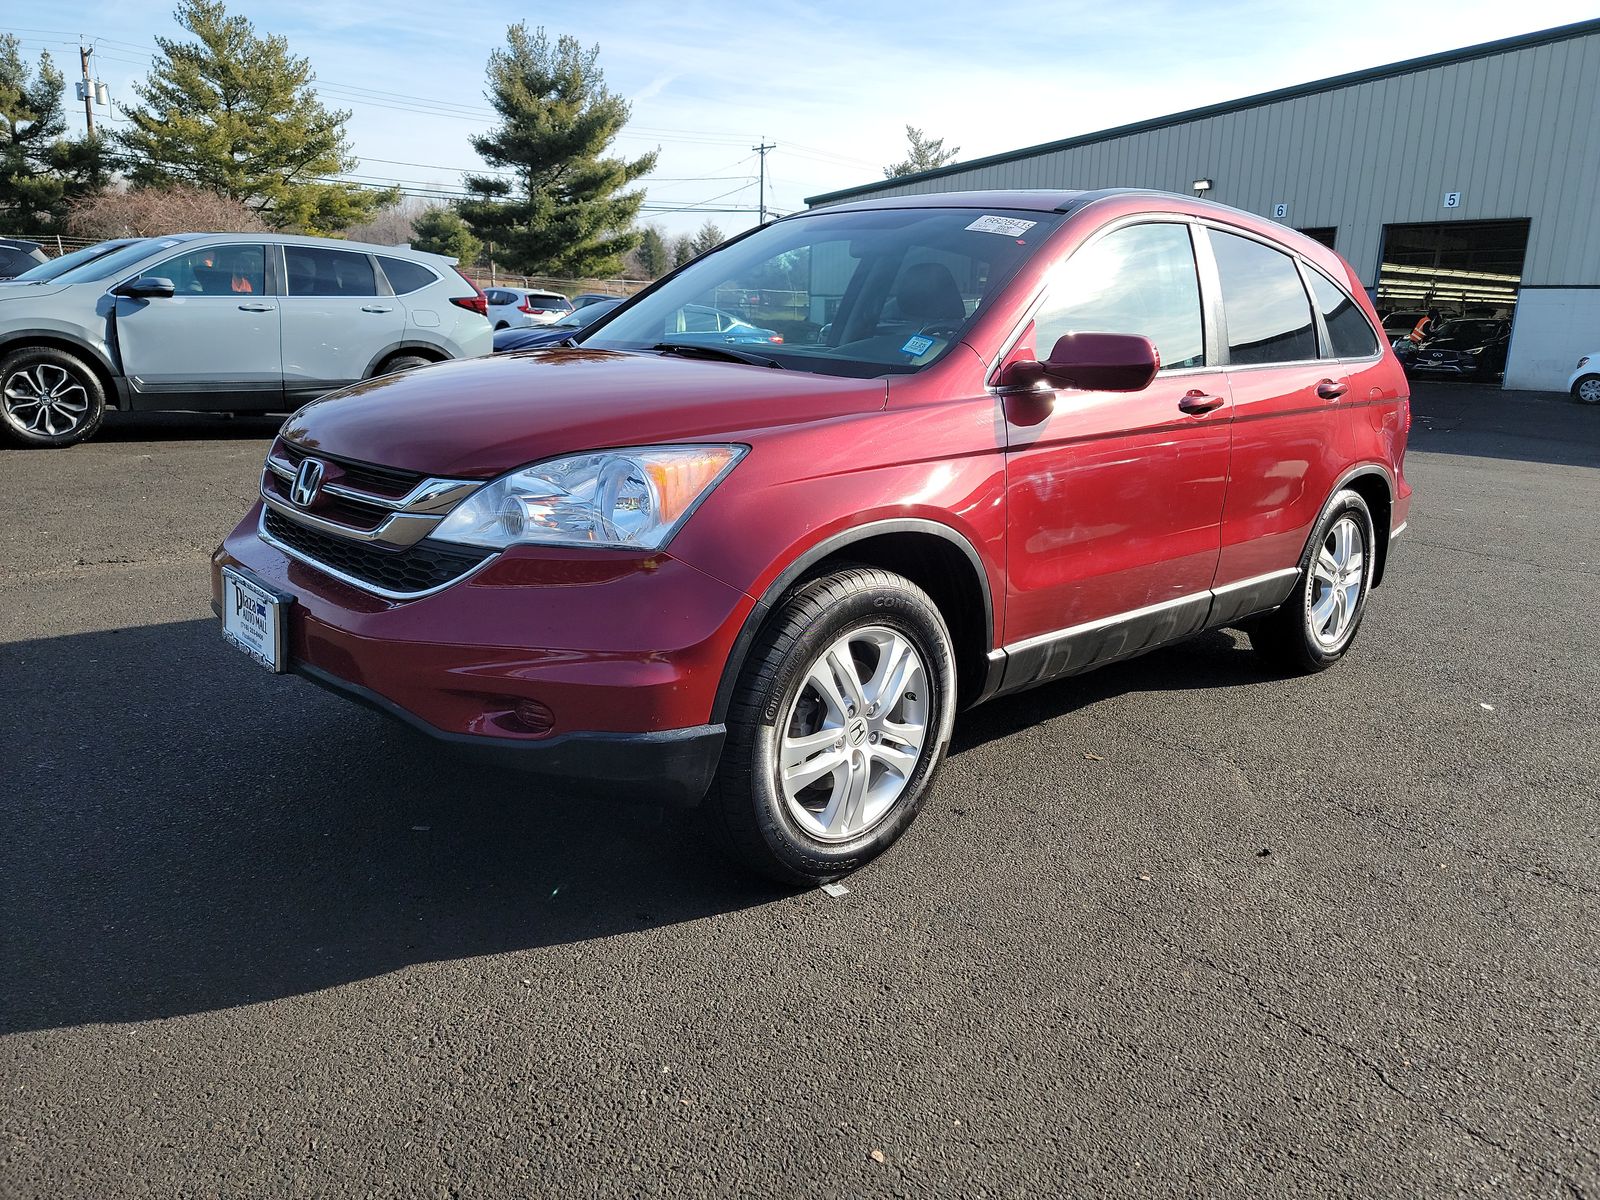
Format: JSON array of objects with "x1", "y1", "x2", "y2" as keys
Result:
[
  {"x1": 901, "y1": 334, "x2": 935, "y2": 356},
  {"x1": 966, "y1": 214, "x2": 1037, "y2": 237}
]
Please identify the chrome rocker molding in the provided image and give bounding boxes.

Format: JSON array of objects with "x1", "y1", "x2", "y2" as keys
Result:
[
  {"x1": 256, "y1": 508, "x2": 498, "y2": 603},
  {"x1": 987, "y1": 567, "x2": 1300, "y2": 697}
]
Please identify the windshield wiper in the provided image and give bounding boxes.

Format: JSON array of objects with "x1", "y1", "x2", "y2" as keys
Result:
[{"x1": 649, "y1": 342, "x2": 784, "y2": 369}]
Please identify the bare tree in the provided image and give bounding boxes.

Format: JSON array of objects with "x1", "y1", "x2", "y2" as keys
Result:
[
  {"x1": 343, "y1": 196, "x2": 427, "y2": 246},
  {"x1": 64, "y1": 184, "x2": 269, "y2": 238}
]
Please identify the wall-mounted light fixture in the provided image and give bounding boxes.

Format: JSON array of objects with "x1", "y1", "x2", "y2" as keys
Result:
[{"x1": 1192, "y1": 178, "x2": 1213, "y2": 197}]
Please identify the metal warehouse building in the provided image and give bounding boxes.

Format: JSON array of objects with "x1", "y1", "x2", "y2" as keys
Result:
[{"x1": 806, "y1": 19, "x2": 1600, "y2": 393}]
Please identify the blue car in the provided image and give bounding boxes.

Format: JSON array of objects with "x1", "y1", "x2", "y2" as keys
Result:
[{"x1": 493, "y1": 298, "x2": 624, "y2": 352}]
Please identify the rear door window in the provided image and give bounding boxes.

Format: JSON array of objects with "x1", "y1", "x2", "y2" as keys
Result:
[
  {"x1": 1306, "y1": 270, "x2": 1379, "y2": 359},
  {"x1": 1210, "y1": 230, "x2": 1317, "y2": 365},
  {"x1": 285, "y1": 246, "x2": 378, "y2": 297},
  {"x1": 1035, "y1": 222, "x2": 1206, "y2": 369}
]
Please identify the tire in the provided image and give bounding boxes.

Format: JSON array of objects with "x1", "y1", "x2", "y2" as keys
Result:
[
  {"x1": 377, "y1": 354, "x2": 434, "y2": 375},
  {"x1": 494, "y1": 321, "x2": 508, "y2": 331},
  {"x1": 705, "y1": 566, "x2": 957, "y2": 885},
  {"x1": 1250, "y1": 489, "x2": 1376, "y2": 673},
  {"x1": 1574, "y1": 374, "x2": 1600, "y2": 405},
  {"x1": 0, "y1": 346, "x2": 107, "y2": 448}
]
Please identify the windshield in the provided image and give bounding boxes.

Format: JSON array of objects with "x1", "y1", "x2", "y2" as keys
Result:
[
  {"x1": 586, "y1": 207, "x2": 1063, "y2": 377},
  {"x1": 563, "y1": 300, "x2": 620, "y2": 331},
  {"x1": 9, "y1": 239, "x2": 136, "y2": 282},
  {"x1": 49, "y1": 237, "x2": 185, "y2": 285}
]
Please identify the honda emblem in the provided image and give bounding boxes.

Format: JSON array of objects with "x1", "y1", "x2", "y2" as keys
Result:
[{"x1": 290, "y1": 458, "x2": 325, "y2": 507}]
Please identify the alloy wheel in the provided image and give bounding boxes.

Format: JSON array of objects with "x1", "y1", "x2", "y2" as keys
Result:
[
  {"x1": 3, "y1": 364, "x2": 91, "y2": 437},
  {"x1": 1578, "y1": 378, "x2": 1600, "y2": 404},
  {"x1": 1308, "y1": 515, "x2": 1366, "y2": 648},
  {"x1": 778, "y1": 625, "x2": 929, "y2": 842}
]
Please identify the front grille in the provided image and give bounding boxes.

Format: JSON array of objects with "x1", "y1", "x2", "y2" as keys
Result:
[
  {"x1": 262, "y1": 470, "x2": 387, "y2": 531},
  {"x1": 263, "y1": 508, "x2": 493, "y2": 596},
  {"x1": 278, "y1": 439, "x2": 423, "y2": 497}
]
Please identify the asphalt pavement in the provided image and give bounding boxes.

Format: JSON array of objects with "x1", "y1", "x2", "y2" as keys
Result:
[{"x1": 2, "y1": 384, "x2": 1597, "y2": 1197}]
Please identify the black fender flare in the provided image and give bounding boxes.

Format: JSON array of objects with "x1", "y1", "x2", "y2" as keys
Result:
[
  {"x1": 1304, "y1": 464, "x2": 1396, "y2": 586},
  {"x1": 0, "y1": 330, "x2": 121, "y2": 401},
  {"x1": 709, "y1": 517, "x2": 995, "y2": 724}
]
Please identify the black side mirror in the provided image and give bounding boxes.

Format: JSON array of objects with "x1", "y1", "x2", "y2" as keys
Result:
[{"x1": 114, "y1": 276, "x2": 176, "y2": 299}]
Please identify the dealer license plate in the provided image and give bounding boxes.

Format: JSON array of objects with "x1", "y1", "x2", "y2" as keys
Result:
[{"x1": 221, "y1": 566, "x2": 289, "y2": 672}]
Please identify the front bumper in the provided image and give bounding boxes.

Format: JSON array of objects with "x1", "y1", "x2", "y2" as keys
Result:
[{"x1": 213, "y1": 502, "x2": 755, "y2": 805}]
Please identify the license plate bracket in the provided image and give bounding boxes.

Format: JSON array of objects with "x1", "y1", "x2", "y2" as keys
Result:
[{"x1": 221, "y1": 565, "x2": 291, "y2": 673}]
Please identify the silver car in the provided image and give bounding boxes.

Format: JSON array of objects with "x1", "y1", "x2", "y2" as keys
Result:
[{"x1": 0, "y1": 232, "x2": 493, "y2": 448}]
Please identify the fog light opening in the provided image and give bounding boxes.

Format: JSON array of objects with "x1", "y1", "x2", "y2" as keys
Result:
[{"x1": 509, "y1": 698, "x2": 555, "y2": 737}]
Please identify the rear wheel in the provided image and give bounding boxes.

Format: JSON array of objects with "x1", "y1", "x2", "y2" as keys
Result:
[
  {"x1": 376, "y1": 353, "x2": 435, "y2": 376},
  {"x1": 1574, "y1": 374, "x2": 1600, "y2": 405},
  {"x1": 1250, "y1": 489, "x2": 1375, "y2": 673},
  {"x1": 706, "y1": 567, "x2": 956, "y2": 885},
  {"x1": 0, "y1": 346, "x2": 106, "y2": 448}
]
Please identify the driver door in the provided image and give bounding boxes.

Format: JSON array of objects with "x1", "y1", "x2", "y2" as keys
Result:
[
  {"x1": 112, "y1": 243, "x2": 283, "y2": 409},
  {"x1": 1002, "y1": 221, "x2": 1232, "y2": 679}
]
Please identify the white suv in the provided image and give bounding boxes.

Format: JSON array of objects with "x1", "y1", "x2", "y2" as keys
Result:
[
  {"x1": 484, "y1": 288, "x2": 572, "y2": 330},
  {"x1": 1570, "y1": 353, "x2": 1599, "y2": 404}
]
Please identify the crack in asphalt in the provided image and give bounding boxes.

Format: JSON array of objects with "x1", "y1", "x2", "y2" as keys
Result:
[
  {"x1": 1097, "y1": 895, "x2": 1591, "y2": 1199},
  {"x1": 1408, "y1": 537, "x2": 1600, "y2": 577}
]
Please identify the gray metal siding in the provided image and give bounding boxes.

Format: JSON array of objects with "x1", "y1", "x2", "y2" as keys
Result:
[{"x1": 812, "y1": 31, "x2": 1600, "y2": 288}]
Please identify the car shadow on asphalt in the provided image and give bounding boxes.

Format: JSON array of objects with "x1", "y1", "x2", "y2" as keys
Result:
[
  {"x1": 95, "y1": 411, "x2": 287, "y2": 443},
  {"x1": 1, "y1": 618, "x2": 1272, "y2": 1034},
  {"x1": 1407, "y1": 382, "x2": 1600, "y2": 469}
]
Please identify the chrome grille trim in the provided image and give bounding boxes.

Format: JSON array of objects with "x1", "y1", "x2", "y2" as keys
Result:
[
  {"x1": 258, "y1": 509, "x2": 496, "y2": 601},
  {"x1": 264, "y1": 455, "x2": 480, "y2": 515},
  {"x1": 259, "y1": 489, "x2": 446, "y2": 547}
]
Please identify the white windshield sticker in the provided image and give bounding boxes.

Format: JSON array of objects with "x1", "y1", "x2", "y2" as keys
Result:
[{"x1": 966, "y1": 214, "x2": 1037, "y2": 237}]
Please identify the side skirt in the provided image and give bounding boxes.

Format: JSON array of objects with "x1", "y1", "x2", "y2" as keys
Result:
[{"x1": 985, "y1": 568, "x2": 1299, "y2": 699}]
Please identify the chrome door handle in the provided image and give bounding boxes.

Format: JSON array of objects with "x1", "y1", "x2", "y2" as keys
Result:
[
  {"x1": 361, "y1": 305, "x2": 394, "y2": 314},
  {"x1": 237, "y1": 302, "x2": 273, "y2": 312},
  {"x1": 1178, "y1": 390, "x2": 1225, "y2": 415},
  {"x1": 1316, "y1": 379, "x2": 1349, "y2": 400}
]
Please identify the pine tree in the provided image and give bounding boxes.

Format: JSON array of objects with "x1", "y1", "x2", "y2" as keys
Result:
[
  {"x1": 884, "y1": 126, "x2": 960, "y2": 178},
  {"x1": 688, "y1": 220, "x2": 725, "y2": 257},
  {"x1": 459, "y1": 25, "x2": 656, "y2": 278},
  {"x1": 412, "y1": 206, "x2": 482, "y2": 266},
  {"x1": 0, "y1": 36, "x2": 108, "y2": 231},
  {"x1": 117, "y1": 0, "x2": 390, "y2": 233},
  {"x1": 636, "y1": 224, "x2": 670, "y2": 278}
]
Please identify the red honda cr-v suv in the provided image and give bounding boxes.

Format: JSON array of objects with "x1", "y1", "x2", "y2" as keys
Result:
[{"x1": 214, "y1": 189, "x2": 1411, "y2": 883}]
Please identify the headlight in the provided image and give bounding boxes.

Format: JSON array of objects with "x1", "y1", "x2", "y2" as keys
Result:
[
  {"x1": 432, "y1": 445, "x2": 745, "y2": 551},
  {"x1": 1579, "y1": 356, "x2": 1592, "y2": 369},
  {"x1": 1464, "y1": 347, "x2": 1484, "y2": 356}
]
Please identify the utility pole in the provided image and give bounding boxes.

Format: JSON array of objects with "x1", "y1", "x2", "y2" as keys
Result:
[
  {"x1": 752, "y1": 140, "x2": 776, "y2": 225},
  {"x1": 78, "y1": 45, "x2": 96, "y2": 137}
]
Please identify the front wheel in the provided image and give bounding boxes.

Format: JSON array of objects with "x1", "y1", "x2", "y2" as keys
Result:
[
  {"x1": 1250, "y1": 489, "x2": 1376, "y2": 673},
  {"x1": 706, "y1": 567, "x2": 956, "y2": 885},
  {"x1": 1574, "y1": 374, "x2": 1600, "y2": 405},
  {"x1": 0, "y1": 347, "x2": 107, "y2": 448}
]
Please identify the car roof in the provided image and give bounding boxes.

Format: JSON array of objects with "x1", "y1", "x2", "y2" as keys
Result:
[{"x1": 150, "y1": 231, "x2": 458, "y2": 265}]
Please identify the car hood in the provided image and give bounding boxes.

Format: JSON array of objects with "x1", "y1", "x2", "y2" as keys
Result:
[
  {"x1": 280, "y1": 348, "x2": 889, "y2": 478},
  {"x1": 0, "y1": 280, "x2": 70, "y2": 300}
]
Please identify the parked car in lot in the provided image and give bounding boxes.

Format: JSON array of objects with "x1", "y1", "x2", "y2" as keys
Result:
[
  {"x1": 570, "y1": 291, "x2": 623, "y2": 310},
  {"x1": 484, "y1": 287, "x2": 572, "y2": 330},
  {"x1": 213, "y1": 188, "x2": 1411, "y2": 883},
  {"x1": 1402, "y1": 318, "x2": 1510, "y2": 379},
  {"x1": 0, "y1": 233, "x2": 491, "y2": 448},
  {"x1": 493, "y1": 298, "x2": 623, "y2": 351},
  {"x1": 1571, "y1": 353, "x2": 1600, "y2": 403},
  {"x1": 0, "y1": 238, "x2": 48, "y2": 279},
  {"x1": 666, "y1": 303, "x2": 784, "y2": 348}
]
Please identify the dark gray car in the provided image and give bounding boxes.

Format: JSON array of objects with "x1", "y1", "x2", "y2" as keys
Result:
[{"x1": 0, "y1": 233, "x2": 492, "y2": 448}]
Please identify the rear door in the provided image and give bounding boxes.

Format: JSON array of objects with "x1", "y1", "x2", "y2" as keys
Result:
[
  {"x1": 279, "y1": 245, "x2": 407, "y2": 402},
  {"x1": 1205, "y1": 226, "x2": 1354, "y2": 603},
  {"x1": 111, "y1": 242, "x2": 282, "y2": 409},
  {"x1": 1002, "y1": 220, "x2": 1232, "y2": 675}
]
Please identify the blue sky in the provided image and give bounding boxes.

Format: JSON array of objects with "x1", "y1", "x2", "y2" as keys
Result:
[{"x1": 12, "y1": 0, "x2": 1597, "y2": 239}]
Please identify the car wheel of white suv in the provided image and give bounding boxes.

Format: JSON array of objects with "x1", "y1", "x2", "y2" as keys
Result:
[{"x1": 0, "y1": 346, "x2": 107, "y2": 449}]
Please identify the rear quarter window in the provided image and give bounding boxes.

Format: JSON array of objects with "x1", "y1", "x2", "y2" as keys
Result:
[
  {"x1": 1307, "y1": 270, "x2": 1379, "y2": 359},
  {"x1": 379, "y1": 256, "x2": 440, "y2": 295}
]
